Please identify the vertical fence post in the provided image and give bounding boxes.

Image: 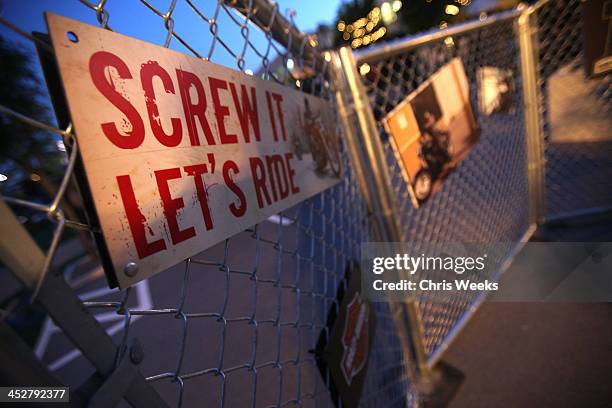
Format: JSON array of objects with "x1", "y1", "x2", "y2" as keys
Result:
[
  {"x1": 329, "y1": 46, "x2": 431, "y2": 386},
  {"x1": 517, "y1": 5, "x2": 546, "y2": 225}
]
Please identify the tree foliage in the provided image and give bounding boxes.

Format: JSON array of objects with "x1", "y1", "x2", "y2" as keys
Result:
[{"x1": 0, "y1": 36, "x2": 63, "y2": 187}]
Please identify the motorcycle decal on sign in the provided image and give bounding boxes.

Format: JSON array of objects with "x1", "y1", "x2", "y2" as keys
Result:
[
  {"x1": 315, "y1": 261, "x2": 375, "y2": 407},
  {"x1": 46, "y1": 13, "x2": 342, "y2": 288},
  {"x1": 340, "y1": 291, "x2": 370, "y2": 385},
  {"x1": 382, "y1": 58, "x2": 479, "y2": 208},
  {"x1": 294, "y1": 98, "x2": 342, "y2": 177}
]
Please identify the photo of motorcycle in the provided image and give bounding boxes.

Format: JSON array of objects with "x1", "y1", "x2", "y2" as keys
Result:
[
  {"x1": 382, "y1": 59, "x2": 479, "y2": 208},
  {"x1": 413, "y1": 111, "x2": 453, "y2": 202}
]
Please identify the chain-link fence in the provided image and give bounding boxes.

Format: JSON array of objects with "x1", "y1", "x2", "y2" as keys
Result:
[
  {"x1": 1, "y1": 0, "x2": 607, "y2": 406},
  {"x1": 0, "y1": 1, "x2": 415, "y2": 406},
  {"x1": 355, "y1": 11, "x2": 533, "y2": 363},
  {"x1": 532, "y1": 0, "x2": 612, "y2": 220}
]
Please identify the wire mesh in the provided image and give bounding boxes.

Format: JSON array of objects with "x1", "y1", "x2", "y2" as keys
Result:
[
  {"x1": 0, "y1": 1, "x2": 414, "y2": 406},
  {"x1": 534, "y1": 0, "x2": 612, "y2": 218},
  {"x1": 356, "y1": 17, "x2": 531, "y2": 360}
]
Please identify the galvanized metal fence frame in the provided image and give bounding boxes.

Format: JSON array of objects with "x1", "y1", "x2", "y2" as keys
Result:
[
  {"x1": 343, "y1": 0, "x2": 551, "y2": 386},
  {"x1": 338, "y1": 0, "x2": 610, "y2": 391}
]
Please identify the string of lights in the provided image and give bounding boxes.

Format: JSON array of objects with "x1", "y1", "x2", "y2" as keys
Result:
[
  {"x1": 336, "y1": 0, "x2": 474, "y2": 50},
  {"x1": 337, "y1": 2, "x2": 401, "y2": 49}
]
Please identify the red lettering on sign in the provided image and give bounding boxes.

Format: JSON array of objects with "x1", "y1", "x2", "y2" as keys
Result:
[
  {"x1": 265, "y1": 155, "x2": 289, "y2": 201},
  {"x1": 250, "y1": 157, "x2": 271, "y2": 209},
  {"x1": 176, "y1": 69, "x2": 216, "y2": 146},
  {"x1": 90, "y1": 51, "x2": 145, "y2": 149},
  {"x1": 266, "y1": 91, "x2": 279, "y2": 142},
  {"x1": 183, "y1": 164, "x2": 214, "y2": 231},
  {"x1": 155, "y1": 168, "x2": 196, "y2": 245},
  {"x1": 249, "y1": 154, "x2": 300, "y2": 209},
  {"x1": 209, "y1": 77, "x2": 237, "y2": 145},
  {"x1": 223, "y1": 160, "x2": 247, "y2": 217},
  {"x1": 272, "y1": 93, "x2": 287, "y2": 141},
  {"x1": 229, "y1": 83, "x2": 260, "y2": 143},
  {"x1": 285, "y1": 153, "x2": 300, "y2": 194},
  {"x1": 141, "y1": 61, "x2": 182, "y2": 147},
  {"x1": 116, "y1": 174, "x2": 166, "y2": 258}
]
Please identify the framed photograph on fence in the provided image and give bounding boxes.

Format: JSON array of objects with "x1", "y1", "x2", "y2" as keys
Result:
[
  {"x1": 477, "y1": 66, "x2": 516, "y2": 116},
  {"x1": 382, "y1": 58, "x2": 479, "y2": 208}
]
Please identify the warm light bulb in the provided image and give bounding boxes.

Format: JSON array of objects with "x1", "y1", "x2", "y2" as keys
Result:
[
  {"x1": 359, "y1": 63, "x2": 371, "y2": 76},
  {"x1": 445, "y1": 4, "x2": 460, "y2": 15}
]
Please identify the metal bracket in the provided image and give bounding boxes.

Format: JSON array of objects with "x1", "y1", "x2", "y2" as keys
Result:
[
  {"x1": 0, "y1": 201, "x2": 167, "y2": 407},
  {"x1": 88, "y1": 339, "x2": 144, "y2": 408}
]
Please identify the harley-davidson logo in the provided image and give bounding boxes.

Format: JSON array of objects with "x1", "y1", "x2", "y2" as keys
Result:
[{"x1": 340, "y1": 292, "x2": 370, "y2": 385}]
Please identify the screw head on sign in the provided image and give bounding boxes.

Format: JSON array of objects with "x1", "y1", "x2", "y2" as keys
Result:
[{"x1": 124, "y1": 262, "x2": 138, "y2": 277}]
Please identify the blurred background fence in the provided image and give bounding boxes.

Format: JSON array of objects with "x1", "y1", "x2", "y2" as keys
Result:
[
  {"x1": 531, "y1": 0, "x2": 612, "y2": 222},
  {"x1": 0, "y1": 0, "x2": 609, "y2": 407},
  {"x1": 354, "y1": 7, "x2": 533, "y2": 365}
]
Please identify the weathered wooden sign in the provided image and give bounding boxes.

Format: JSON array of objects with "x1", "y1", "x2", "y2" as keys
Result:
[{"x1": 47, "y1": 13, "x2": 342, "y2": 288}]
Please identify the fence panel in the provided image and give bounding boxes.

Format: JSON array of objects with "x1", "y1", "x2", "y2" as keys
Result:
[
  {"x1": 532, "y1": 0, "x2": 612, "y2": 220},
  {"x1": 4, "y1": 0, "x2": 604, "y2": 405},
  {"x1": 355, "y1": 12, "x2": 533, "y2": 364},
  {"x1": 0, "y1": 1, "x2": 414, "y2": 406}
]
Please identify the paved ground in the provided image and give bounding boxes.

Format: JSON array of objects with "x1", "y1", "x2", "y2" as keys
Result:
[
  {"x1": 548, "y1": 66, "x2": 611, "y2": 144},
  {"x1": 544, "y1": 142, "x2": 612, "y2": 217},
  {"x1": 444, "y1": 219, "x2": 612, "y2": 408},
  {"x1": 445, "y1": 302, "x2": 612, "y2": 408}
]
